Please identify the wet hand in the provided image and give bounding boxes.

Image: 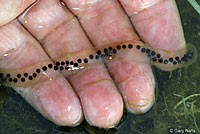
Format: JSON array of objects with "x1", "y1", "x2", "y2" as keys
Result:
[{"x1": 0, "y1": 0, "x2": 193, "y2": 128}]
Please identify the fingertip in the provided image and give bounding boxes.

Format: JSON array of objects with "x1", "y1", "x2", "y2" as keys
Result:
[
  {"x1": 122, "y1": 74, "x2": 155, "y2": 114},
  {"x1": 82, "y1": 95, "x2": 124, "y2": 128},
  {"x1": 79, "y1": 82, "x2": 124, "y2": 128},
  {"x1": 126, "y1": 96, "x2": 155, "y2": 114},
  {"x1": 27, "y1": 78, "x2": 84, "y2": 126},
  {"x1": 109, "y1": 59, "x2": 155, "y2": 114},
  {"x1": 68, "y1": 64, "x2": 124, "y2": 128}
]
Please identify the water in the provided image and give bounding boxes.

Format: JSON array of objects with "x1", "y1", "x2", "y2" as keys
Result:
[{"x1": 0, "y1": 0, "x2": 200, "y2": 134}]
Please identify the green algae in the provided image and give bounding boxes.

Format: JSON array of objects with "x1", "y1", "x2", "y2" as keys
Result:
[
  {"x1": 188, "y1": 0, "x2": 200, "y2": 14},
  {"x1": 0, "y1": 0, "x2": 200, "y2": 134}
]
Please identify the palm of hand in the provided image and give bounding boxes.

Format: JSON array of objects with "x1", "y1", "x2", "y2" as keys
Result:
[{"x1": 0, "y1": 0, "x2": 196, "y2": 128}]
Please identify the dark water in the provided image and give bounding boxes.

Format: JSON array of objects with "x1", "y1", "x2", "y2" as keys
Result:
[{"x1": 0, "y1": 0, "x2": 200, "y2": 134}]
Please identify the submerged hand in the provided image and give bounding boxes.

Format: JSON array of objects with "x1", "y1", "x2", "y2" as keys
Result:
[{"x1": 0, "y1": 0, "x2": 190, "y2": 128}]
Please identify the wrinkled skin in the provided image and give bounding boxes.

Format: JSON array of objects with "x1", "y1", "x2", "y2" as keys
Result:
[{"x1": 0, "y1": 0, "x2": 186, "y2": 128}]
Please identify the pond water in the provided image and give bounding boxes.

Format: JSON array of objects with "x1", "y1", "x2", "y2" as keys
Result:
[{"x1": 0, "y1": 0, "x2": 200, "y2": 134}]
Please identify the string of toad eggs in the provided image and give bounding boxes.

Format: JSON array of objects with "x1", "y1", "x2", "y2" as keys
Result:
[{"x1": 0, "y1": 43, "x2": 193, "y2": 84}]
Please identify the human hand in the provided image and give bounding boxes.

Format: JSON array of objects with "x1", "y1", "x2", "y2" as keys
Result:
[{"x1": 0, "y1": 0, "x2": 196, "y2": 128}]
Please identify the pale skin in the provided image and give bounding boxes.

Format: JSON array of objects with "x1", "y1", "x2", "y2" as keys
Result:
[{"x1": 0, "y1": 0, "x2": 186, "y2": 128}]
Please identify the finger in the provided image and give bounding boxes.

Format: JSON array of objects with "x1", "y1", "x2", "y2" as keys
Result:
[
  {"x1": 63, "y1": 0, "x2": 155, "y2": 114},
  {"x1": 0, "y1": 21, "x2": 83, "y2": 126},
  {"x1": 119, "y1": 0, "x2": 195, "y2": 71},
  {"x1": 0, "y1": 0, "x2": 36, "y2": 26},
  {"x1": 18, "y1": 0, "x2": 123, "y2": 128},
  {"x1": 63, "y1": 0, "x2": 140, "y2": 45}
]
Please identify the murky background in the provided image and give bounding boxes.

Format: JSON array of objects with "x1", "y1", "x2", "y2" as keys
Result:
[{"x1": 0, "y1": 0, "x2": 200, "y2": 134}]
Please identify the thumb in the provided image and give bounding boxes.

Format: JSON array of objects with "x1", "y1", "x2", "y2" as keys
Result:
[{"x1": 0, "y1": 0, "x2": 36, "y2": 26}]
